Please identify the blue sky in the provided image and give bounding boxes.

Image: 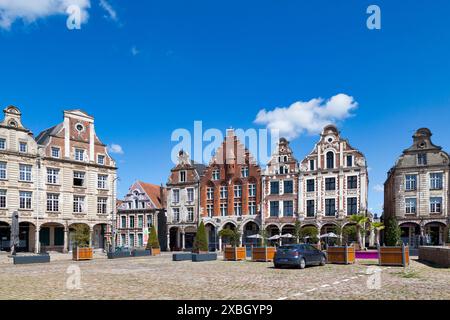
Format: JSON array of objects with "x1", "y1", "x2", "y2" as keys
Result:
[{"x1": 0, "y1": 0, "x2": 449, "y2": 215}]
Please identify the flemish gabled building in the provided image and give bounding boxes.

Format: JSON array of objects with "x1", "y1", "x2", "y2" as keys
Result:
[
  {"x1": 262, "y1": 138, "x2": 300, "y2": 238},
  {"x1": 299, "y1": 125, "x2": 369, "y2": 238},
  {"x1": 384, "y1": 128, "x2": 449, "y2": 246},
  {"x1": 116, "y1": 181, "x2": 166, "y2": 249},
  {"x1": 166, "y1": 150, "x2": 205, "y2": 251},
  {"x1": 200, "y1": 129, "x2": 262, "y2": 251}
]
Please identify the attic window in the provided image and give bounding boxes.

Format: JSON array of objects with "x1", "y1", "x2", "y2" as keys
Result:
[
  {"x1": 75, "y1": 123, "x2": 85, "y2": 132},
  {"x1": 9, "y1": 120, "x2": 17, "y2": 127}
]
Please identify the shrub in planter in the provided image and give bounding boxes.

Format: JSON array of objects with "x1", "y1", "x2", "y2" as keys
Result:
[
  {"x1": 146, "y1": 225, "x2": 161, "y2": 256},
  {"x1": 71, "y1": 224, "x2": 93, "y2": 261},
  {"x1": 385, "y1": 217, "x2": 402, "y2": 246},
  {"x1": 219, "y1": 228, "x2": 245, "y2": 261},
  {"x1": 192, "y1": 221, "x2": 209, "y2": 254}
]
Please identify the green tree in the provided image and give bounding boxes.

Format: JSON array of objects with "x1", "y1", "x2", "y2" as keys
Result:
[
  {"x1": 146, "y1": 225, "x2": 160, "y2": 249},
  {"x1": 259, "y1": 229, "x2": 269, "y2": 247},
  {"x1": 348, "y1": 214, "x2": 369, "y2": 249},
  {"x1": 342, "y1": 225, "x2": 357, "y2": 245},
  {"x1": 385, "y1": 217, "x2": 401, "y2": 246},
  {"x1": 294, "y1": 220, "x2": 302, "y2": 244},
  {"x1": 219, "y1": 228, "x2": 241, "y2": 247},
  {"x1": 193, "y1": 221, "x2": 209, "y2": 252},
  {"x1": 299, "y1": 226, "x2": 319, "y2": 243},
  {"x1": 370, "y1": 222, "x2": 385, "y2": 247},
  {"x1": 71, "y1": 224, "x2": 90, "y2": 248}
]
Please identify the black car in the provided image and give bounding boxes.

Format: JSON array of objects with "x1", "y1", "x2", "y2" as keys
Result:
[{"x1": 274, "y1": 244, "x2": 327, "y2": 269}]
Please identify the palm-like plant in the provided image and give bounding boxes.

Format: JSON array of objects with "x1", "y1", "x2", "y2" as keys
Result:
[
  {"x1": 348, "y1": 214, "x2": 369, "y2": 249},
  {"x1": 370, "y1": 222, "x2": 385, "y2": 247}
]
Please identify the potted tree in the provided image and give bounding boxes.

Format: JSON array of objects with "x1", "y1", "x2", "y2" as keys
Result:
[
  {"x1": 146, "y1": 225, "x2": 161, "y2": 256},
  {"x1": 72, "y1": 224, "x2": 93, "y2": 261},
  {"x1": 220, "y1": 229, "x2": 245, "y2": 261},
  {"x1": 348, "y1": 214, "x2": 369, "y2": 250},
  {"x1": 379, "y1": 217, "x2": 409, "y2": 267},
  {"x1": 189, "y1": 221, "x2": 217, "y2": 262},
  {"x1": 251, "y1": 229, "x2": 276, "y2": 262},
  {"x1": 299, "y1": 226, "x2": 319, "y2": 248}
]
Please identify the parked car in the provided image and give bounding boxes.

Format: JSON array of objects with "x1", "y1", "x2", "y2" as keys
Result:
[{"x1": 274, "y1": 244, "x2": 327, "y2": 269}]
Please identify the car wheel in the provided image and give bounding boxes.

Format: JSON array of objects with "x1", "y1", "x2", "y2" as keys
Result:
[
  {"x1": 299, "y1": 258, "x2": 306, "y2": 269},
  {"x1": 274, "y1": 263, "x2": 281, "y2": 269},
  {"x1": 320, "y1": 256, "x2": 326, "y2": 266}
]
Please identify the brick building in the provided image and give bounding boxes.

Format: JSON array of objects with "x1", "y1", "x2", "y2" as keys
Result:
[
  {"x1": 200, "y1": 129, "x2": 262, "y2": 250},
  {"x1": 384, "y1": 128, "x2": 449, "y2": 246}
]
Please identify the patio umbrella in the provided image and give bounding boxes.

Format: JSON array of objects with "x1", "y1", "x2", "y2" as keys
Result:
[
  {"x1": 320, "y1": 232, "x2": 341, "y2": 239},
  {"x1": 280, "y1": 233, "x2": 294, "y2": 238},
  {"x1": 268, "y1": 235, "x2": 280, "y2": 241},
  {"x1": 247, "y1": 234, "x2": 263, "y2": 239}
]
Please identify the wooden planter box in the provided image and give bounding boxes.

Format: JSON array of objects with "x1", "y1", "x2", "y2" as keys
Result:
[
  {"x1": 379, "y1": 246, "x2": 409, "y2": 267},
  {"x1": 224, "y1": 247, "x2": 246, "y2": 261},
  {"x1": 327, "y1": 246, "x2": 355, "y2": 264},
  {"x1": 73, "y1": 247, "x2": 93, "y2": 261},
  {"x1": 13, "y1": 254, "x2": 50, "y2": 265},
  {"x1": 150, "y1": 247, "x2": 161, "y2": 256},
  {"x1": 251, "y1": 247, "x2": 276, "y2": 262}
]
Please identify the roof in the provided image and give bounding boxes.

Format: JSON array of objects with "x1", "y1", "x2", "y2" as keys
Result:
[
  {"x1": 35, "y1": 123, "x2": 63, "y2": 145},
  {"x1": 138, "y1": 181, "x2": 166, "y2": 209},
  {"x1": 192, "y1": 162, "x2": 207, "y2": 176}
]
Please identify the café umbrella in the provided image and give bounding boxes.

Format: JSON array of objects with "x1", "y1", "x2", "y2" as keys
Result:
[{"x1": 247, "y1": 234, "x2": 264, "y2": 246}]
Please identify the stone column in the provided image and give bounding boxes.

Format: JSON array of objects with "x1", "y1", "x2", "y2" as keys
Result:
[
  {"x1": 181, "y1": 232, "x2": 186, "y2": 250},
  {"x1": 218, "y1": 236, "x2": 222, "y2": 252},
  {"x1": 89, "y1": 228, "x2": 93, "y2": 248},
  {"x1": 166, "y1": 232, "x2": 170, "y2": 251},
  {"x1": 63, "y1": 227, "x2": 69, "y2": 253}
]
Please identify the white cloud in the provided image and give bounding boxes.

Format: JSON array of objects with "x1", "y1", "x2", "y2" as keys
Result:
[
  {"x1": 99, "y1": 0, "x2": 117, "y2": 21},
  {"x1": 0, "y1": 0, "x2": 90, "y2": 30},
  {"x1": 254, "y1": 93, "x2": 358, "y2": 139},
  {"x1": 108, "y1": 143, "x2": 124, "y2": 155},
  {"x1": 373, "y1": 184, "x2": 384, "y2": 193},
  {"x1": 131, "y1": 46, "x2": 139, "y2": 56}
]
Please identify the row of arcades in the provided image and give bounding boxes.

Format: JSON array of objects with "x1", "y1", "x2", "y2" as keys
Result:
[{"x1": 0, "y1": 220, "x2": 109, "y2": 253}]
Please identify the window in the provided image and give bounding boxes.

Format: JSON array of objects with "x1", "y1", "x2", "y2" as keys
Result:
[
  {"x1": 270, "y1": 201, "x2": 279, "y2": 217},
  {"x1": 430, "y1": 173, "x2": 443, "y2": 190},
  {"x1": 306, "y1": 179, "x2": 315, "y2": 192},
  {"x1": 241, "y1": 166, "x2": 249, "y2": 178},
  {"x1": 283, "y1": 201, "x2": 293, "y2": 216},
  {"x1": 97, "y1": 197, "x2": 107, "y2": 214},
  {"x1": 19, "y1": 142, "x2": 27, "y2": 153},
  {"x1": 97, "y1": 155, "x2": 105, "y2": 165},
  {"x1": 187, "y1": 188, "x2": 194, "y2": 202},
  {"x1": 234, "y1": 185, "x2": 242, "y2": 198},
  {"x1": 207, "y1": 187, "x2": 214, "y2": 200},
  {"x1": 279, "y1": 166, "x2": 288, "y2": 174},
  {"x1": 306, "y1": 200, "x2": 315, "y2": 217},
  {"x1": 0, "y1": 138, "x2": 5, "y2": 150},
  {"x1": 234, "y1": 202, "x2": 242, "y2": 216},
  {"x1": 129, "y1": 234, "x2": 135, "y2": 247},
  {"x1": 220, "y1": 186, "x2": 228, "y2": 199},
  {"x1": 172, "y1": 189, "x2": 180, "y2": 204},
  {"x1": 19, "y1": 164, "x2": 32, "y2": 182},
  {"x1": 75, "y1": 149, "x2": 85, "y2": 161},
  {"x1": 284, "y1": 180, "x2": 293, "y2": 194},
  {"x1": 405, "y1": 198, "x2": 416, "y2": 214},
  {"x1": 326, "y1": 152, "x2": 334, "y2": 169},
  {"x1": 19, "y1": 191, "x2": 32, "y2": 210},
  {"x1": 270, "y1": 181, "x2": 279, "y2": 195},
  {"x1": 325, "y1": 178, "x2": 336, "y2": 191},
  {"x1": 405, "y1": 175, "x2": 417, "y2": 191},
  {"x1": 47, "y1": 168, "x2": 59, "y2": 184},
  {"x1": 309, "y1": 159, "x2": 315, "y2": 171},
  {"x1": 138, "y1": 215, "x2": 144, "y2": 228},
  {"x1": 347, "y1": 155, "x2": 353, "y2": 167},
  {"x1": 121, "y1": 234, "x2": 126, "y2": 246},
  {"x1": 138, "y1": 234, "x2": 143, "y2": 247},
  {"x1": 249, "y1": 201, "x2": 256, "y2": 215},
  {"x1": 73, "y1": 196, "x2": 85, "y2": 213},
  {"x1": 216, "y1": 203, "x2": 225, "y2": 217},
  {"x1": 207, "y1": 205, "x2": 213, "y2": 217},
  {"x1": 180, "y1": 171, "x2": 186, "y2": 182},
  {"x1": 347, "y1": 197, "x2": 357, "y2": 215},
  {"x1": 187, "y1": 207, "x2": 194, "y2": 222},
  {"x1": 147, "y1": 215, "x2": 153, "y2": 227},
  {"x1": 46, "y1": 194, "x2": 59, "y2": 212},
  {"x1": 325, "y1": 199, "x2": 336, "y2": 216},
  {"x1": 248, "y1": 184, "x2": 256, "y2": 197},
  {"x1": 130, "y1": 216, "x2": 135, "y2": 228},
  {"x1": 417, "y1": 153, "x2": 427, "y2": 165},
  {"x1": 430, "y1": 197, "x2": 442, "y2": 214},
  {"x1": 121, "y1": 216, "x2": 127, "y2": 228},
  {"x1": 73, "y1": 171, "x2": 85, "y2": 187},
  {"x1": 0, "y1": 190, "x2": 6, "y2": 208},
  {"x1": 0, "y1": 162, "x2": 7, "y2": 180},
  {"x1": 173, "y1": 208, "x2": 180, "y2": 222},
  {"x1": 347, "y1": 176, "x2": 358, "y2": 189},
  {"x1": 51, "y1": 147, "x2": 60, "y2": 158},
  {"x1": 98, "y1": 174, "x2": 108, "y2": 189},
  {"x1": 212, "y1": 169, "x2": 220, "y2": 180}
]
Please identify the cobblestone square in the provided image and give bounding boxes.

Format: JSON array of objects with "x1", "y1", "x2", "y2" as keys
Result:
[{"x1": 0, "y1": 252, "x2": 449, "y2": 300}]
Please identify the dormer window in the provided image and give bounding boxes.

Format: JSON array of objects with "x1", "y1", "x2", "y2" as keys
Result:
[
  {"x1": 241, "y1": 166, "x2": 249, "y2": 178},
  {"x1": 98, "y1": 155, "x2": 105, "y2": 165},
  {"x1": 75, "y1": 149, "x2": 85, "y2": 161},
  {"x1": 51, "y1": 147, "x2": 60, "y2": 158},
  {"x1": 309, "y1": 159, "x2": 315, "y2": 171},
  {"x1": 346, "y1": 155, "x2": 353, "y2": 167},
  {"x1": 19, "y1": 142, "x2": 27, "y2": 153},
  {"x1": 212, "y1": 169, "x2": 220, "y2": 180},
  {"x1": 418, "y1": 153, "x2": 427, "y2": 165},
  {"x1": 8, "y1": 120, "x2": 17, "y2": 127},
  {"x1": 279, "y1": 166, "x2": 288, "y2": 174},
  {"x1": 326, "y1": 151, "x2": 334, "y2": 169}
]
